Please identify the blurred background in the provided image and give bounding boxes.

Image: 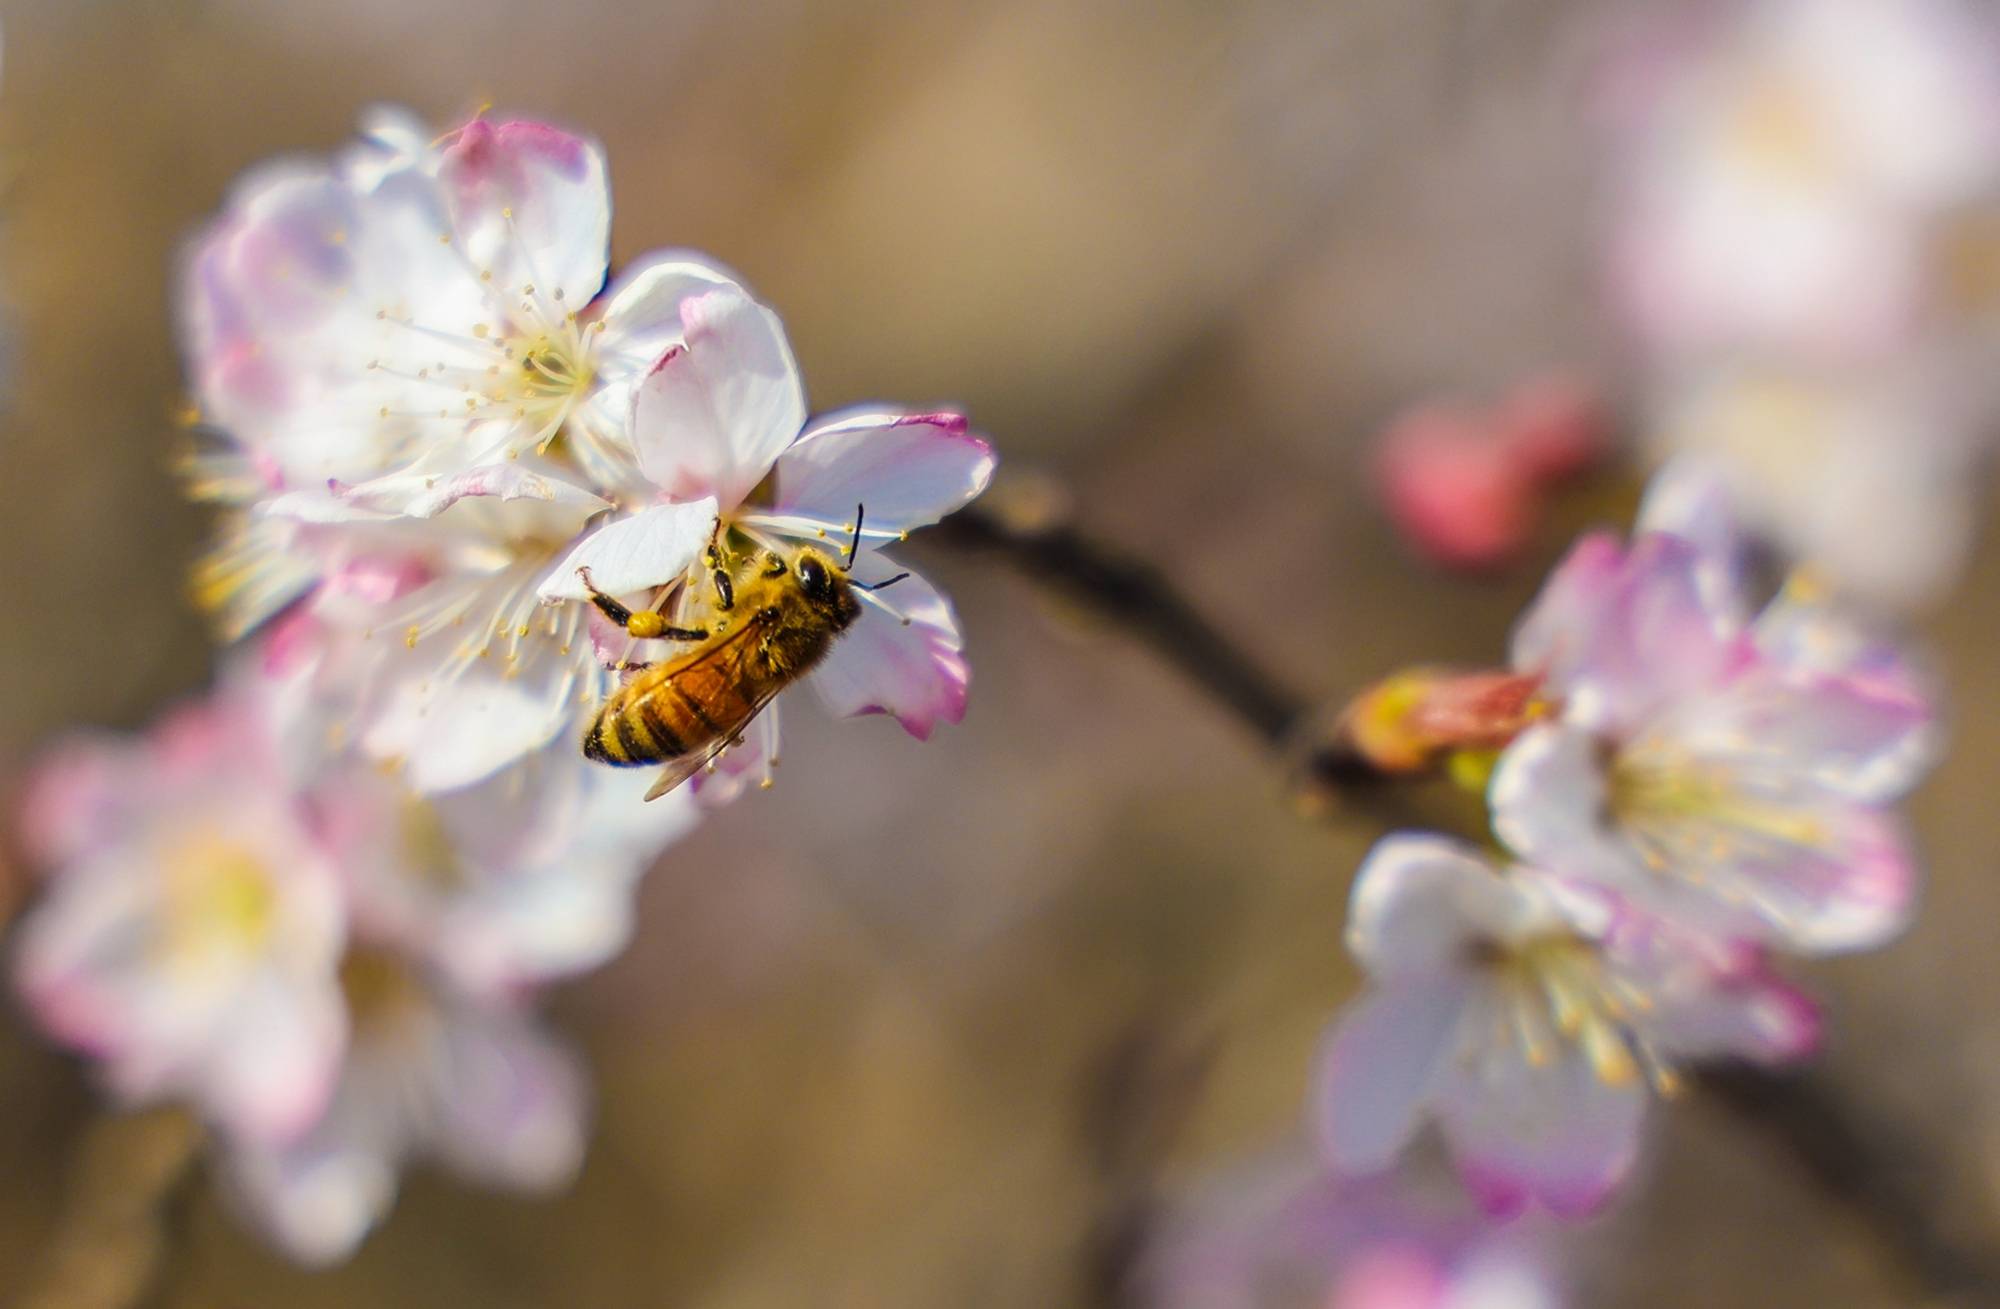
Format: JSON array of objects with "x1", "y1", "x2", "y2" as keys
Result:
[{"x1": 2, "y1": 1, "x2": 1999, "y2": 1305}]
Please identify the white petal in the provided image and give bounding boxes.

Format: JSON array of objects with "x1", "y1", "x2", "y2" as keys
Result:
[
  {"x1": 1635, "y1": 455, "x2": 1755, "y2": 624},
  {"x1": 1664, "y1": 663, "x2": 1936, "y2": 803},
  {"x1": 1313, "y1": 976, "x2": 1471, "y2": 1172},
  {"x1": 630, "y1": 289, "x2": 804, "y2": 507},
  {"x1": 435, "y1": 119, "x2": 609, "y2": 308},
  {"x1": 765, "y1": 408, "x2": 994, "y2": 538},
  {"x1": 199, "y1": 975, "x2": 348, "y2": 1145},
  {"x1": 427, "y1": 1006, "x2": 589, "y2": 1192},
  {"x1": 591, "y1": 250, "x2": 748, "y2": 366},
  {"x1": 362, "y1": 669, "x2": 577, "y2": 794},
  {"x1": 221, "y1": 1128, "x2": 400, "y2": 1268},
  {"x1": 537, "y1": 497, "x2": 720, "y2": 603},
  {"x1": 808, "y1": 556, "x2": 968, "y2": 740},
  {"x1": 1489, "y1": 725, "x2": 1642, "y2": 888},
  {"x1": 1642, "y1": 969, "x2": 1822, "y2": 1065},
  {"x1": 335, "y1": 462, "x2": 610, "y2": 521},
  {"x1": 430, "y1": 768, "x2": 698, "y2": 993},
  {"x1": 1345, "y1": 834, "x2": 1546, "y2": 979}
]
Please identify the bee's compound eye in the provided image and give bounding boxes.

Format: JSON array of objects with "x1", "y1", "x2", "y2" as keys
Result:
[{"x1": 796, "y1": 555, "x2": 830, "y2": 599}]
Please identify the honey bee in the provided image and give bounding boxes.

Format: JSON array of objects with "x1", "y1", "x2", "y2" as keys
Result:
[{"x1": 576, "y1": 508, "x2": 904, "y2": 801}]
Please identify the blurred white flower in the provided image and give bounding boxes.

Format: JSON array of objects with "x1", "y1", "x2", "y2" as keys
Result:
[
  {"x1": 1315, "y1": 835, "x2": 1818, "y2": 1218},
  {"x1": 538, "y1": 272, "x2": 995, "y2": 791},
  {"x1": 1645, "y1": 365, "x2": 1984, "y2": 612},
  {"x1": 1490, "y1": 523, "x2": 1934, "y2": 951},
  {"x1": 1606, "y1": 0, "x2": 2000, "y2": 363},
  {"x1": 324, "y1": 757, "x2": 698, "y2": 997},
  {"x1": 13, "y1": 694, "x2": 347, "y2": 1145},
  {"x1": 218, "y1": 948, "x2": 585, "y2": 1266}
]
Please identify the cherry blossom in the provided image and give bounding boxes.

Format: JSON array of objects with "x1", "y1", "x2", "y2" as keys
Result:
[
  {"x1": 254, "y1": 460, "x2": 625, "y2": 794},
  {"x1": 179, "y1": 107, "x2": 738, "y2": 644},
  {"x1": 1643, "y1": 365, "x2": 1986, "y2": 613},
  {"x1": 1143, "y1": 1161, "x2": 1563, "y2": 1309},
  {"x1": 1315, "y1": 835, "x2": 1819, "y2": 1217},
  {"x1": 321, "y1": 757, "x2": 698, "y2": 997},
  {"x1": 1604, "y1": 0, "x2": 2000, "y2": 364},
  {"x1": 13, "y1": 694, "x2": 347, "y2": 1144},
  {"x1": 537, "y1": 269, "x2": 995, "y2": 793},
  {"x1": 1489, "y1": 522, "x2": 1934, "y2": 951},
  {"x1": 217, "y1": 948, "x2": 585, "y2": 1266}
]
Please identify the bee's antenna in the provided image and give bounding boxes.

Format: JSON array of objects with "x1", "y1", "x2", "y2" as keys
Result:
[
  {"x1": 846, "y1": 503, "x2": 865, "y2": 571},
  {"x1": 851, "y1": 572, "x2": 910, "y2": 594}
]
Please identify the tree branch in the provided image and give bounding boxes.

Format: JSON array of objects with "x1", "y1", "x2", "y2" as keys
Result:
[{"x1": 936, "y1": 496, "x2": 2000, "y2": 1307}]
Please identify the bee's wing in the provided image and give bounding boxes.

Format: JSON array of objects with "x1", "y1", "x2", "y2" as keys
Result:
[
  {"x1": 639, "y1": 610, "x2": 783, "y2": 803},
  {"x1": 642, "y1": 689, "x2": 783, "y2": 801}
]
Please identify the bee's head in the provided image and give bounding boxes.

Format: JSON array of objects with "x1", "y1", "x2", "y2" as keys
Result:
[{"x1": 792, "y1": 548, "x2": 861, "y2": 628}]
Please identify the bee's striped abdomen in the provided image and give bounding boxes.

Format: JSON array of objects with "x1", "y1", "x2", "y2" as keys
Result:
[{"x1": 584, "y1": 680, "x2": 691, "y2": 766}]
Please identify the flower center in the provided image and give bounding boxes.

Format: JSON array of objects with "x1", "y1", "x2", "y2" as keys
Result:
[
  {"x1": 161, "y1": 835, "x2": 280, "y2": 965},
  {"x1": 1478, "y1": 934, "x2": 1675, "y2": 1093},
  {"x1": 367, "y1": 258, "x2": 626, "y2": 482},
  {"x1": 1725, "y1": 75, "x2": 1835, "y2": 185},
  {"x1": 1610, "y1": 745, "x2": 1830, "y2": 877}
]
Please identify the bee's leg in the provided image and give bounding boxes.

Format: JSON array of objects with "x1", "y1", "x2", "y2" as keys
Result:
[
  {"x1": 575, "y1": 568, "x2": 709, "y2": 642},
  {"x1": 711, "y1": 565, "x2": 735, "y2": 613}
]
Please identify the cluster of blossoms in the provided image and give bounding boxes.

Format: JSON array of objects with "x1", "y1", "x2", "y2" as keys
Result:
[
  {"x1": 13, "y1": 108, "x2": 991, "y2": 1263},
  {"x1": 1315, "y1": 463, "x2": 1936, "y2": 1215},
  {"x1": 1143, "y1": 1161, "x2": 1562, "y2": 1309},
  {"x1": 1602, "y1": 0, "x2": 2000, "y2": 611}
]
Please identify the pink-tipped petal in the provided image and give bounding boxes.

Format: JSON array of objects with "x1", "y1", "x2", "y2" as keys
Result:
[
  {"x1": 1515, "y1": 532, "x2": 1745, "y2": 733},
  {"x1": 808, "y1": 557, "x2": 968, "y2": 740},
  {"x1": 1509, "y1": 531, "x2": 1629, "y2": 690},
  {"x1": 435, "y1": 118, "x2": 609, "y2": 308},
  {"x1": 1437, "y1": 1044, "x2": 1647, "y2": 1220},
  {"x1": 631, "y1": 289, "x2": 805, "y2": 508},
  {"x1": 1666, "y1": 663, "x2": 1937, "y2": 804},
  {"x1": 1646, "y1": 971, "x2": 1823, "y2": 1065},
  {"x1": 768, "y1": 408, "x2": 994, "y2": 539}
]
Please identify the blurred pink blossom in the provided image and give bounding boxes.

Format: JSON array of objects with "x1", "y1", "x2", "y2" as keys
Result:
[
  {"x1": 14, "y1": 693, "x2": 348, "y2": 1145},
  {"x1": 1315, "y1": 835, "x2": 1819, "y2": 1218},
  {"x1": 1374, "y1": 376, "x2": 1607, "y2": 571},
  {"x1": 1605, "y1": 0, "x2": 2000, "y2": 364},
  {"x1": 1144, "y1": 1157, "x2": 1563, "y2": 1309},
  {"x1": 1491, "y1": 521, "x2": 1934, "y2": 951},
  {"x1": 218, "y1": 949, "x2": 585, "y2": 1266},
  {"x1": 325, "y1": 759, "x2": 698, "y2": 997}
]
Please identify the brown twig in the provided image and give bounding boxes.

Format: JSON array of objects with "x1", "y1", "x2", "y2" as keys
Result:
[
  {"x1": 936, "y1": 495, "x2": 2000, "y2": 1307},
  {"x1": 10, "y1": 1109, "x2": 202, "y2": 1309}
]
